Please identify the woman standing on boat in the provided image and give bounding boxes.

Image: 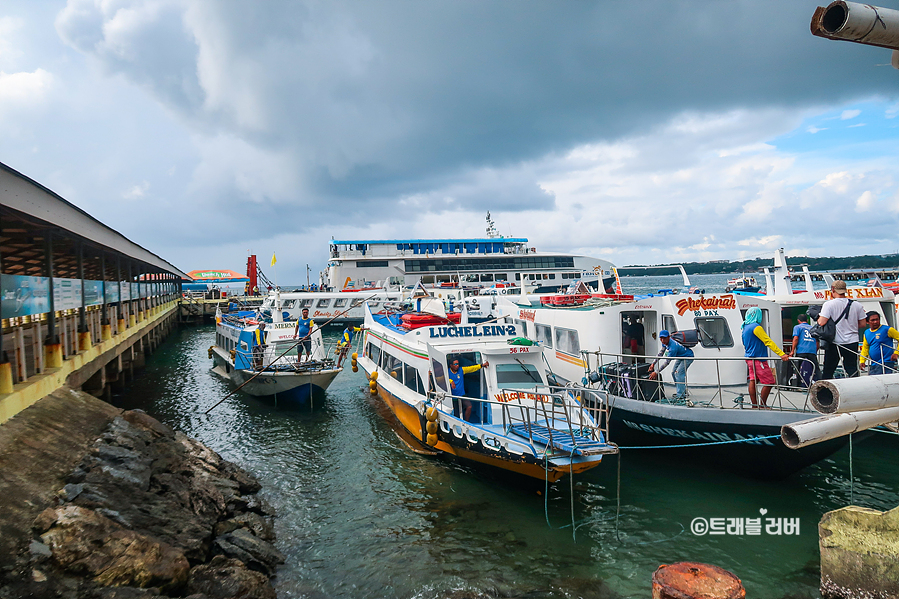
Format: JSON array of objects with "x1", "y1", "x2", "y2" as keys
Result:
[{"x1": 741, "y1": 307, "x2": 789, "y2": 408}]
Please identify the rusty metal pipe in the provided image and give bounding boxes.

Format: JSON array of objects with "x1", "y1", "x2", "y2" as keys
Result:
[
  {"x1": 781, "y1": 406, "x2": 899, "y2": 449},
  {"x1": 811, "y1": 1, "x2": 899, "y2": 54}
]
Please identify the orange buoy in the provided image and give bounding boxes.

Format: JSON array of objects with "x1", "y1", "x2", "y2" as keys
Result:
[{"x1": 652, "y1": 562, "x2": 745, "y2": 599}]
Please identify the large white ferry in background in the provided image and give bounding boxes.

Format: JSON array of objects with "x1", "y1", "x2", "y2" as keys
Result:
[{"x1": 259, "y1": 215, "x2": 617, "y2": 324}]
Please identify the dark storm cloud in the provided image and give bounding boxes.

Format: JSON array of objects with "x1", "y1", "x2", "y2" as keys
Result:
[{"x1": 55, "y1": 0, "x2": 897, "y2": 210}]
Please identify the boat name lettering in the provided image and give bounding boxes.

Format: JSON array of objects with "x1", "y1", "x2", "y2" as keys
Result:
[
  {"x1": 635, "y1": 305, "x2": 652, "y2": 309},
  {"x1": 620, "y1": 419, "x2": 776, "y2": 446},
  {"x1": 675, "y1": 295, "x2": 737, "y2": 316},
  {"x1": 519, "y1": 309, "x2": 536, "y2": 322},
  {"x1": 814, "y1": 287, "x2": 884, "y2": 300},
  {"x1": 270, "y1": 322, "x2": 297, "y2": 329},
  {"x1": 428, "y1": 325, "x2": 517, "y2": 338}
]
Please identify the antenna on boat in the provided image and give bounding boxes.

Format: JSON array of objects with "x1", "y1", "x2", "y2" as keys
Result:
[{"x1": 486, "y1": 211, "x2": 498, "y2": 238}]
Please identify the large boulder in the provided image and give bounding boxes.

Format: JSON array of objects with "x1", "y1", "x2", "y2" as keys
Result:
[
  {"x1": 187, "y1": 555, "x2": 275, "y2": 599},
  {"x1": 820, "y1": 505, "x2": 899, "y2": 598},
  {"x1": 35, "y1": 505, "x2": 189, "y2": 592},
  {"x1": 214, "y1": 528, "x2": 284, "y2": 576}
]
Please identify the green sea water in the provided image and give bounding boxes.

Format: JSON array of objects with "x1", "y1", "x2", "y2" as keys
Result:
[{"x1": 117, "y1": 282, "x2": 898, "y2": 599}]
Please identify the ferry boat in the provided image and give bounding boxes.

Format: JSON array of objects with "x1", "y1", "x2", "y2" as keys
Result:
[
  {"x1": 210, "y1": 306, "x2": 342, "y2": 404},
  {"x1": 356, "y1": 294, "x2": 617, "y2": 482},
  {"x1": 492, "y1": 290, "x2": 854, "y2": 478},
  {"x1": 725, "y1": 276, "x2": 761, "y2": 293}
]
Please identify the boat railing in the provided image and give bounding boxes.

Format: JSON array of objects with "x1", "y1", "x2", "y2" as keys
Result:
[
  {"x1": 428, "y1": 387, "x2": 615, "y2": 455},
  {"x1": 579, "y1": 350, "x2": 820, "y2": 412}
]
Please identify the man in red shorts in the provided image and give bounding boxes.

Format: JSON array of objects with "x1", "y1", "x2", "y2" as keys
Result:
[{"x1": 741, "y1": 307, "x2": 790, "y2": 408}]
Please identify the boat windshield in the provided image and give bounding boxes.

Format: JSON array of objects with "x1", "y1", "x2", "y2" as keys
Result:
[
  {"x1": 271, "y1": 341, "x2": 299, "y2": 358},
  {"x1": 494, "y1": 363, "x2": 543, "y2": 389}
]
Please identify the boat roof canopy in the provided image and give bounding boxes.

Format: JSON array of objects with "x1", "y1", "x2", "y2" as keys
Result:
[{"x1": 331, "y1": 238, "x2": 527, "y2": 245}]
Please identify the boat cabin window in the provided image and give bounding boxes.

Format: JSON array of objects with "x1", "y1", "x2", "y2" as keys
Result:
[
  {"x1": 272, "y1": 341, "x2": 299, "y2": 358},
  {"x1": 535, "y1": 324, "x2": 552, "y2": 348},
  {"x1": 383, "y1": 352, "x2": 403, "y2": 381},
  {"x1": 481, "y1": 274, "x2": 493, "y2": 282},
  {"x1": 367, "y1": 343, "x2": 381, "y2": 367},
  {"x1": 662, "y1": 315, "x2": 678, "y2": 334},
  {"x1": 695, "y1": 316, "x2": 734, "y2": 348},
  {"x1": 431, "y1": 357, "x2": 448, "y2": 392},
  {"x1": 334, "y1": 298, "x2": 348, "y2": 308},
  {"x1": 495, "y1": 273, "x2": 508, "y2": 282},
  {"x1": 299, "y1": 299, "x2": 313, "y2": 308},
  {"x1": 554, "y1": 327, "x2": 581, "y2": 356},
  {"x1": 404, "y1": 363, "x2": 425, "y2": 394},
  {"x1": 513, "y1": 318, "x2": 529, "y2": 337},
  {"x1": 495, "y1": 363, "x2": 543, "y2": 389},
  {"x1": 283, "y1": 299, "x2": 297, "y2": 309},
  {"x1": 316, "y1": 299, "x2": 332, "y2": 308},
  {"x1": 880, "y1": 302, "x2": 896, "y2": 328}
]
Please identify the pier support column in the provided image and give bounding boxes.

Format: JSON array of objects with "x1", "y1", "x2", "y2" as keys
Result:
[
  {"x1": 44, "y1": 343, "x2": 63, "y2": 369},
  {"x1": 129, "y1": 313, "x2": 136, "y2": 328},
  {"x1": 77, "y1": 331, "x2": 91, "y2": 352},
  {"x1": 0, "y1": 362, "x2": 13, "y2": 394},
  {"x1": 118, "y1": 317, "x2": 126, "y2": 334},
  {"x1": 101, "y1": 323, "x2": 112, "y2": 341}
]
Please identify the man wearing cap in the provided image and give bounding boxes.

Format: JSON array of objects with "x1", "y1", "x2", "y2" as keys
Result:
[
  {"x1": 818, "y1": 280, "x2": 867, "y2": 379},
  {"x1": 860, "y1": 311, "x2": 899, "y2": 375},
  {"x1": 448, "y1": 357, "x2": 489, "y2": 421},
  {"x1": 647, "y1": 330, "x2": 693, "y2": 400}
]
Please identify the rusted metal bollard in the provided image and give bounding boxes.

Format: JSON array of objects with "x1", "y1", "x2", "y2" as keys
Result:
[{"x1": 652, "y1": 562, "x2": 745, "y2": 599}]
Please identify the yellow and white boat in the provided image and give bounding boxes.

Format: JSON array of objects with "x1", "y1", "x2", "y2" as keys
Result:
[{"x1": 356, "y1": 297, "x2": 616, "y2": 482}]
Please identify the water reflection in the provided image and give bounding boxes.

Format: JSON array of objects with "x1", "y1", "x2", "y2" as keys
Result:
[{"x1": 117, "y1": 324, "x2": 899, "y2": 599}]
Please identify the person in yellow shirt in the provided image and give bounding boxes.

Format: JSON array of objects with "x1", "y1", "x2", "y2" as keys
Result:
[
  {"x1": 860, "y1": 311, "x2": 899, "y2": 375},
  {"x1": 448, "y1": 357, "x2": 488, "y2": 421}
]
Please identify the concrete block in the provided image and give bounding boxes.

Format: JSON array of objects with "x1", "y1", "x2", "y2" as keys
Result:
[{"x1": 820, "y1": 505, "x2": 899, "y2": 598}]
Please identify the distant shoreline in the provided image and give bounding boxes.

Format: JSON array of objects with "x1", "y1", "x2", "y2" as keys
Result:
[{"x1": 624, "y1": 254, "x2": 899, "y2": 277}]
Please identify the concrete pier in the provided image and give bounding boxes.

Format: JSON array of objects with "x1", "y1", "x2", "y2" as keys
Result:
[{"x1": 1, "y1": 160, "x2": 188, "y2": 423}]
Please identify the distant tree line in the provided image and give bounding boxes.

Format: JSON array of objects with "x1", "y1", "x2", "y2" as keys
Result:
[{"x1": 625, "y1": 254, "x2": 899, "y2": 276}]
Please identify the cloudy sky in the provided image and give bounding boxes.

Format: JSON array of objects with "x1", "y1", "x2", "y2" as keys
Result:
[{"x1": 1, "y1": 0, "x2": 898, "y2": 283}]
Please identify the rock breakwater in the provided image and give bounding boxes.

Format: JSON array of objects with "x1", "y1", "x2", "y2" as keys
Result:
[{"x1": 1, "y1": 408, "x2": 282, "y2": 599}]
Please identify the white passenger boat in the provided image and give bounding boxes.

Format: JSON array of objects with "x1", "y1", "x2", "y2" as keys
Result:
[
  {"x1": 357, "y1": 296, "x2": 617, "y2": 482},
  {"x1": 492, "y1": 291, "x2": 853, "y2": 478},
  {"x1": 210, "y1": 306, "x2": 341, "y2": 405}
]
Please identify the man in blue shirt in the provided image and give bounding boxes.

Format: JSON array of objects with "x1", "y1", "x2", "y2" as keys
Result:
[
  {"x1": 789, "y1": 313, "x2": 819, "y2": 387},
  {"x1": 448, "y1": 357, "x2": 488, "y2": 421},
  {"x1": 293, "y1": 307, "x2": 315, "y2": 362},
  {"x1": 647, "y1": 330, "x2": 694, "y2": 400},
  {"x1": 860, "y1": 311, "x2": 899, "y2": 375}
]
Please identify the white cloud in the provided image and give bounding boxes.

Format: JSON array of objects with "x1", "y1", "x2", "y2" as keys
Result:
[
  {"x1": 840, "y1": 109, "x2": 861, "y2": 120},
  {"x1": 855, "y1": 190, "x2": 875, "y2": 212},
  {"x1": 0, "y1": 69, "x2": 54, "y2": 106},
  {"x1": 848, "y1": 123, "x2": 866, "y2": 128},
  {"x1": 123, "y1": 181, "x2": 150, "y2": 199},
  {"x1": 0, "y1": 16, "x2": 25, "y2": 67},
  {"x1": 887, "y1": 103, "x2": 899, "y2": 119},
  {"x1": 807, "y1": 126, "x2": 826, "y2": 134}
]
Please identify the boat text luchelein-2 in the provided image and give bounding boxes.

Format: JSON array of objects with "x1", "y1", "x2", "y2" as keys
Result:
[
  {"x1": 210, "y1": 305, "x2": 342, "y2": 405},
  {"x1": 356, "y1": 292, "x2": 617, "y2": 482}
]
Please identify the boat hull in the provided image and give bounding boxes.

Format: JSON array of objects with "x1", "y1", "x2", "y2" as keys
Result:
[
  {"x1": 211, "y1": 348, "x2": 340, "y2": 405},
  {"x1": 595, "y1": 393, "x2": 846, "y2": 478}
]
